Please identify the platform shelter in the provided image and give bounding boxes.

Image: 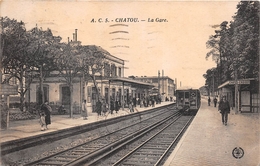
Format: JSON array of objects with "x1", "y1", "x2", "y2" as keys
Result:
[{"x1": 217, "y1": 78, "x2": 259, "y2": 113}]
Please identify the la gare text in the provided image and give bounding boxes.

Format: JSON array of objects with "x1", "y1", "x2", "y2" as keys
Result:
[{"x1": 90, "y1": 18, "x2": 168, "y2": 23}]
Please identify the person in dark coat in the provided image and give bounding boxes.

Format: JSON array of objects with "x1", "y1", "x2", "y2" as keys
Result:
[
  {"x1": 41, "y1": 101, "x2": 52, "y2": 129},
  {"x1": 218, "y1": 96, "x2": 230, "y2": 126},
  {"x1": 133, "y1": 97, "x2": 137, "y2": 107},
  {"x1": 213, "y1": 97, "x2": 218, "y2": 107},
  {"x1": 102, "y1": 99, "x2": 107, "y2": 116},
  {"x1": 96, "y1": 100, "x2": 102, "y2": 116},
  {"x1": 110, "y1": 100, "x2": 115, "y2": 114},
  {"x1": 115, "y1": 100, "x2": 120, "y2": 113},
  {"x1": 151, "y1": 97, "x2": 155, "y2": 107},
  {"x1": 208, "y1": 97, "x2": 211, "y2": 106}
]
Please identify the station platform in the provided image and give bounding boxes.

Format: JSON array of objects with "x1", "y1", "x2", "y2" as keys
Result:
[
  {"x1": 164, "y1": 98, "x2": 259, "y2": 166},
  {"x1": 0, "y1": 101, "x2": 173, "y2": 143}
]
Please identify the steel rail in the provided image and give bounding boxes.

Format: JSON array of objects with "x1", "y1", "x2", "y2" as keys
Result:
[
  {"x1": 111, "y1": 113, "x2": 184, "y2": 166},
  {"x1": 154, "y1": 116, "x2": 194, "y2": 166},
  {"x1": 24, "y1": 106, "x2": 177, "y2": 166},
  {"x1": 66, "y1": 112, "x2": 181, "y2": 166},
  {"x1": 1, "y1": 104, "x2": 174, "y2": 156}
]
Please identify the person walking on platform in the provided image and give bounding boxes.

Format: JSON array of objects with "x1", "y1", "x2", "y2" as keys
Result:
[
  {"x1": 152, "y1": 97, "x2": 155, "y2": 107},
  {"x1": 218, "y1": 96, "x2": 230, "y2": 126},
  {"x1": 96, "y1": 100, "x2": 102, "y2": 116},
  {"x1": 41, "y1": 101, "x2": 52, "y2": 129},
  {"x1": 129, "y1": 101, "x2": 134, "y2": 113},
  {"x1": 81, "y1": 100, "x2": 88, "y2": 120},
  {"x1": 115, "y1": 100, "x2": 120, "y2": 114},
  {"x1": 102, "y1": 99, "x2": 107, "y2": 116},
  {"x1": 208, "y1": 97, "x2": 211, "y2": 106},
  {"x1": 213, "y1": 97, "x2": 218, "y2": 107},
  {"x1": 110, "y1": 99, "x2": 115, "y2": 114}
]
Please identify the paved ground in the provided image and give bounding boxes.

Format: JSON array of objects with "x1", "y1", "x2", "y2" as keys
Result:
[
  {"x1": 164, "y1": 98, "x2": 259, "y2": 166},
  {"x1": 0, "y1": 102, "x2": 173, "y2": 143}
]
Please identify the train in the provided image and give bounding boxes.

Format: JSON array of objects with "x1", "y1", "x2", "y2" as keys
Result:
[{"x1": 176, "y1": 88, "x2": 201, "y2": 115}]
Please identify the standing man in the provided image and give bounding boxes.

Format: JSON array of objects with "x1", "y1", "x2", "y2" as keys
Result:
[
  {"x1": 218, "y1": 96, "x2": 230, "y2": 126},
  {"x1": 208, "y1": 97, "x2": 211, "y2": 106},
  {"x1": 213, "y1": 97, "x2": 218, "y2": 107},
  {"x1": 115, "y1": 100, "x2": 120, "y2": 114},
  {"x1": 96, "y1": 99, "x2": 102, "y2": 116},
  {"x1": 81, "y1": 100, "x2": 88, "y2": 120}
]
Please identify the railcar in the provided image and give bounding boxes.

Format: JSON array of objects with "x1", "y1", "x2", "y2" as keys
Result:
[{"x1": 176, "y1": 88, "x2": 201, "y2": 115}]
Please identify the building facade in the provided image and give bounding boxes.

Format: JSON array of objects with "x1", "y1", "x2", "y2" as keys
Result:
[
  {"x1": 28, "y1": 46, "x2": 154, "y2": 113},
  {"x1": 133, "y1": 76, "x2": 176, "y2": 101}
]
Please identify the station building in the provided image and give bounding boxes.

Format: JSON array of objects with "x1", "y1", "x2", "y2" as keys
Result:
[{"x1": 28, "y1": 45, "x2": 154, "y2": 113}]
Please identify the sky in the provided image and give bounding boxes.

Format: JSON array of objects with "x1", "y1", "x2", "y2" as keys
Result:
[{"x1": 1, "y1": 0, "x2": 240, "y2": 89}]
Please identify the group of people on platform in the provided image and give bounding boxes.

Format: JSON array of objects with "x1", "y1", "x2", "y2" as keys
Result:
[
  {"x1": 208, "y1": 96, "x2": 230, "y2": 126},
  {"x1": 93, "y1": 95, "x2": 162, "y2": 117},
  {"x1": 37, "y1": 94, "x2": 171, "y2": 130}
]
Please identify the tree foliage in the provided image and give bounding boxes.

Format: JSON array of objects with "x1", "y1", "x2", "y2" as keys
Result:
[
  {"x1": 1, "y1": 17, "x2": 31, "y2": 111},
  {"x1": 204, "y1": 1, "x2": 259, "y2": 89},
  {"x1": 77, "y1": 45, "x2": 107, "y2": 100}
]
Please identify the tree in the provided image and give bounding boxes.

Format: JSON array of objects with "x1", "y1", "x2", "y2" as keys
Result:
[
  {"x1": 206, "y1": 21, "x2": 233, "y2": 85},
  {"x1": 1, "y1": 17, "x2": 31, "y2": 111},
  {"x1": 78, "y1": 45, "x2": 107, "y2": 101},
  {"x1": 203, "y1": 68, "x2": 217, "y2": 95},
  {"x1": 231, "y1": 1, "x2": 259, "y2": 79},
  {"x1": 55, "y1": 42, "x2": 82, "y2": 118},
  {"x1": 26, "y1": 26, "x2": 62, "y2": 105},
  {"x1": 205, "y1": 1, "x2": 259, "y2": 85}
]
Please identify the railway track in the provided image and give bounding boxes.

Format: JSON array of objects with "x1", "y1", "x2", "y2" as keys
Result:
[
  {"x1": 86, "y1": 113, "x2": 194, "y2": 166},
  {"x1": 23, "y1": 105, "x2": 178, "y2": 166},
  {"x1": 1, "y1": 104, "x2": 174, "y2": 156}
]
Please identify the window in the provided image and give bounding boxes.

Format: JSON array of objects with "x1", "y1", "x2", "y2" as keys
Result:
[
  {"x1": 112, "y1": 88, "x2": 116, "y2": 100},
  {"x1": 104, "y1": 63, "x2": 111, "y2": 77},
  {"x1": 105, "y1": 88, "x2": 109, "y2": 103},
  {"x1": 118, "y1": 67, "x2": 122, "y2": 77},
  {"x1": 111, "y1": 64, "x2": 116, "y2": 77},
  {"x1": 87, "y1": 86, "x2": 91, "y2": 103}
]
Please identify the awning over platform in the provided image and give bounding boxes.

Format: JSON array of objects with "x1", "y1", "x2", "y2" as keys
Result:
[
  {"x1": 108, "y1": 77, "x2": 155, "y2": 88},
  {"x1": 218, "y1": 78, "x2": 256, "y2": 89}
]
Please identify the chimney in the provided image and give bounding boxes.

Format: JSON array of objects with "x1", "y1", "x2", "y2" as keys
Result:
[
  {"x1": 73, "y1": 33, "x2": 75, "y2": 41},
  {"x1": 175, "y1": 78, "x2": 177, "y2": 90},
  {"x1": 75, "y1": 29, "x2": 78, "y2": 41},
  {"x1": 68, "y1": 37, "x2": 70, "y2": 43}
]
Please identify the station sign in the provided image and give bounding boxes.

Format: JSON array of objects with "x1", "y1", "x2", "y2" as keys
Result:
[
  {"x1": 229, "y1": 80, "x2": 250, "y2": 85},
  {"x1": 0, "y1": 84, "x2": 18, "y2": 95}
]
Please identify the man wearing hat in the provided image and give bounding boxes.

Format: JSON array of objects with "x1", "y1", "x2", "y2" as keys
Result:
[{"x1": 218, "y1": 96, "x2": 230, "y2": 126}]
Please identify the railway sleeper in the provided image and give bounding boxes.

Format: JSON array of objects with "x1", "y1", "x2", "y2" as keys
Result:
[
  {"x1": 135, "y1": 152, "x2": 164, "y2": 156},
  {"x1": 123, "y1": 161, "x2": 153, "y2": 166},
  {"x1": 125, "y1": 157, "x2": 158, "y2": 162},
  {"x1": 55, "y1": 155, "x2": 79, "y2": 159},
  {"x1": 138, "y1": 150, "x2": 165, "y2": 154},
  {"x1": 132, "y1": 153, "x2": 162, "y2": 157}
]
